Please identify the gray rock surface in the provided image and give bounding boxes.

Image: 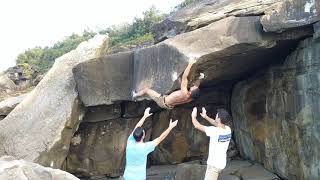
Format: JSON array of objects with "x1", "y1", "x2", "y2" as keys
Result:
[
  {"x1": 231, "y1": 36, "x2": 320, "y2": 179},
  {"x1": 314, "y1": 21, "x2": 320, "y2": 38},
  {"x1": 66, "y1": 118, "x2": 152, "y2": 177},
  {"x1": 146, "y1": 165, "x2": 177, "y2": 180},
  {"x1": 135, "y1": 16, "x2": 312, "y2": 94},
  {"x1": 175, "y1": 160, "x2": 279, "y2": 180},
  {"x1": 153, "y1": 0, "x2": 278, "y2": 42},
  {"x1": 261, "y1": 0, "x2": 320, "y2": 32},
  {"x1": 154, "y1": 0, "x2": 319, "y2": 42},
  {"x1": 0, "y1": 156, "x2": 79, "y2": 180},
  {"x1": 73, "y1": 52, "x2": 134, "y2": 106},
  {"x1": 75, "y1": 16, "x2": 311, "y2": 105},
  {"x1": 0, "y1": 75, "x2": 16, "y2": 93},
  {"x1": 175, "y1": 161, "x2": 206, "y2": 180},
  {"x1": 0, "y1": 35, "x2": 109, "y2": 169},
  {"x1": 82, "y1": 104, "x2": 121, "y2": 123},
  {"x1": 0, "y1": 94, "x2": 27, "y2": 116}
]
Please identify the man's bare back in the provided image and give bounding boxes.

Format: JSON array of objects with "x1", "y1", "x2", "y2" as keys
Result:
[
  {"x1": 165, "y1": 90, "x2": 192, "y2": 106},
  {"x1": 133, "y1": 60, "x2": 202, "y2": 109}
]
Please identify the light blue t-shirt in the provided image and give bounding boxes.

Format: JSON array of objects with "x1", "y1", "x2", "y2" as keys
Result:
[{"x1": 123, "y1": 134, "x2": 156, "y2": 180}]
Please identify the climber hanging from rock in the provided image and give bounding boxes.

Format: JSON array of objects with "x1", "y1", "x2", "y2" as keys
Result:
[{"x1": 132, "y1": 58, "x2": 204, "y2": 109}]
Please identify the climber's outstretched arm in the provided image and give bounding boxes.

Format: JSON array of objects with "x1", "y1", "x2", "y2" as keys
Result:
[{"x1": 181, "y1": 60, "x2": 196, "y2": 95}]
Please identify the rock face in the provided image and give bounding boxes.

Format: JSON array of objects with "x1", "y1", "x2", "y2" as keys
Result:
[
  {"x1": 151, "y1": 103, "x2": 237, "y2": 165},
  {"x1": 135, "y1": 16, "x2": 311, "y2": 93},
  {"x1": 133, "y1": 43, "x2": 188, "y2": 95},
  {"x1": 82, "y1": 104, "x2": 121, "y2": 123},
  {"x1": 0, "y1": 94, "x2": 27, "y2": 117},
  {"x1": 66, "y1": 117, "x2": 152, "y2": 177},
  {"x1": 66, "y1": 85, "x2": 236, "y2": 177},
  {"x1": 261, "y1": 0, "x2": 320, "y2": 32},
  {"x1": 314, "y1": 21, "x2": 320, "y2": 38},
  {"x1": 231, "y1": 36, "x2": 320, "y2": 179},
  {"x1": 0, "y1": 35, "x2": 109, "y2": 169},
  {"x1": 0, "y1": 156, "x2": 79, "y2": 180},
  {"x1": 76, "y1": 16, "x2": 312, "y2": 100},
  {"x1": 73, "y1": 52, "x2": 134, "y2": 106},
  {"x1": 153, "y1": 0, "x2": 319, "y2": 42}
]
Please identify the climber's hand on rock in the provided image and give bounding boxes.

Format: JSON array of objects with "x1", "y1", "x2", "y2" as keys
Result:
[
  {"x1": 189, "y1": 58, "x2": 197, "y2": 64},
  {"x1": 169, "y1": 119, "x2": 178, "y2": 129},
  {"x1": 191, "y1": 107, "x2": 197, "y2": 119},
  {"x1": 199, "y1": 73, "x2": 205, "y2": 79},
  {"x1": 143, "y1": 107, "x2": 153, "y2": 118},
  {"x1": 200, "y1": 107, "x2": 207, "y2": 118}
]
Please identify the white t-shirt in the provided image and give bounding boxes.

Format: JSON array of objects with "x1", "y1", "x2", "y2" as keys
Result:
[{"x1": 204, "y1": 125, "x2": 231, "y2": 169}]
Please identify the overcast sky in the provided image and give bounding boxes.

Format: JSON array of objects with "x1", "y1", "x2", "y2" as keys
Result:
[{"x1": 0, "y1": 0, "x2": 184, "y2": 72}]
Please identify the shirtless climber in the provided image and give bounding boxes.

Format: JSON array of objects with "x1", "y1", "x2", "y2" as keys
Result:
[{"x1": 132, "y1": 59, "x2": 204, "y2": 110}]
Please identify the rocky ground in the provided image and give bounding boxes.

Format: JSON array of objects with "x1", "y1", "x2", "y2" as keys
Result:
[{"x1": 79, "y1": 160, "x2": 280, "y2": 180}]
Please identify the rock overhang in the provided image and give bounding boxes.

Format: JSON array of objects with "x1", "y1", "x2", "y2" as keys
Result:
[{"x1": 74, "y1": 16, "x2": 313, "y2": 107}]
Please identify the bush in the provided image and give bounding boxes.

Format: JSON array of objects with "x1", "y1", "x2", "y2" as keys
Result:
[{"x1": 100, "y1": 6, "x2": 166, "y2": 48}]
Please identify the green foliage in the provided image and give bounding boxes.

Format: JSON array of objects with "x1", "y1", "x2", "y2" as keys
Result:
[
  {"x1": 16, "y1": 30, "x2": 96, "y2": 78},
  {"x1": 14, "y1": 7, "x2": 166, "y2": 79},
  {"x1": 101, "y1": 6, "x2": 166, "y2": 47}
]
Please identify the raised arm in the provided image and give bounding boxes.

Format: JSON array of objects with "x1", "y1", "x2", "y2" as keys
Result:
[
  {"x1": 132, "y1": 107, "x2": 153, "y2": 134},
  {"x1": 153, "y1": 119, "x2": 178, "y2": 146},
  {"x1": 181, "y1": 60, "x2": 196, "y2": 95},
  {"x1": 191, "y1": 107, "x2": 205, "y2": 132},
  {"x1": 200, "y1": 107, "x2": 218, "y2": 127}
]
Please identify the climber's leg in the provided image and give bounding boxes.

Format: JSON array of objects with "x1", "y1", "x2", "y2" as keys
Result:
[{"x1": 133, "y1": 87, "x2": 161, "y2": 99}]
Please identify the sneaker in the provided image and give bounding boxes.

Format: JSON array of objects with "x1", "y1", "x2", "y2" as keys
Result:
[{"x1": 132, "y1": 91, "x2": 138, "y2": 101}]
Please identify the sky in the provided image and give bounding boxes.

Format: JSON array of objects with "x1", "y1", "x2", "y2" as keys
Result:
[{"x1": 0, "y1": 0, "x2": 184, "y2": 72}]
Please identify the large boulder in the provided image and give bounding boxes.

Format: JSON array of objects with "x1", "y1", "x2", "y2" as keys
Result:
[
  {"x1": 0, "y1": 156, "x2": 79, "y2": 180},
  {"x1": 135, "y1": 16, "x2": 312, "y2": 94},
  {"x1": 154, "y1": 0, "x2": 319, "y2": 42},
  {"x1": 73, "y1": 52, "x2": 134, "y2": 106},
  {"x1": 0, "y1": 35, "x2": 109, "y2": 169},
  {"x1": 153, "y1": 0, "x2": 278, "y2": 42},
  {"x1": 261, "y1": 0, "x2": 320, "y2": 32},
  {"x1": 0, "y1": 94, "x2": 27, "y2": 116},
  {"x1": 66, "y1": 117, "x2": 152, "y2": 177},
  {"x1": 0, "y1": 75, "x2": 16, "y2": 94},
  {"x1": 133, "y1": 43, "x2": 188, "y2": 95},
  {"x1": 231, "y1": 36, "x2": 320, "y2": 179},
  {"x1": 75, "y1": 16, "x2": 311, "y2": 103}
]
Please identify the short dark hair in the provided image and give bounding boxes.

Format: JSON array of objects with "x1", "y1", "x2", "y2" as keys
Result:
[
  {"x1": 133, "y1": 127, "x2": 144, "y2": 142},
  {"x1": 217, "y1": 108, "x2": 231, "y2": 124},
  {"x1": 190, "y1": 88, "x2": 200, "y2": 99}
]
